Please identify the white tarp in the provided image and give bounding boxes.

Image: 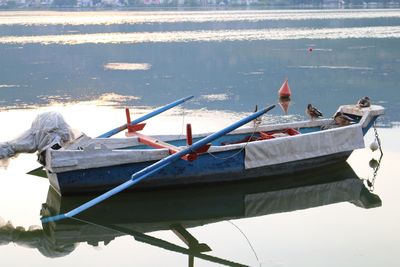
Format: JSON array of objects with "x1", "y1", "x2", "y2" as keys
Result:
[
  {"x1": 0, "y1": 112, "x2": 75, "y2": 163},
  {"x1": 244, "y1": 125, "x2": 365, "y2": 169}
]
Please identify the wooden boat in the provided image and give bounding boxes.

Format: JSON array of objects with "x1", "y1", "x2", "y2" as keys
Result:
[{"x1": 43, "y1": 102, "x2": 384, "y2": 196}]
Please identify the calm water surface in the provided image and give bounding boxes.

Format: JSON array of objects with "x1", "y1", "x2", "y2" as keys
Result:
[{"x1": 0, "y1": 9, "x2": 399, "y2": 267}]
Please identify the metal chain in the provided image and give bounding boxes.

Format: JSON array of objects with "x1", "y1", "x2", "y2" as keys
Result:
[
  {"x1": 366, "y1": 122, "x2": 383, "y2": 191},
  {"x1": 373, "y1": 122, "x2": 383, "y2": 155},
  {"x1": 366, "y1": 153, "x2": 383, "y2": 192}
]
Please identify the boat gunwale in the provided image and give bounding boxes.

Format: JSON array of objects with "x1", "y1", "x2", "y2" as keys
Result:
[{"x1": 46, "y1": 121, "x2": 358, "y2": 173}]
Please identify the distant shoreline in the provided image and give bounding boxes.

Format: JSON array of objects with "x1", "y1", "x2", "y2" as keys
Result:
[{"x1": 1, "y1": 4, "x2": 400, "y2": 11}]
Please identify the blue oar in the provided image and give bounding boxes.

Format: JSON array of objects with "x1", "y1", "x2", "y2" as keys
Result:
[
  {"x1": 97, "y1": 95, "x2": 194, "y2": 138},
  {"x1": 42, "y1": 104, "x2": 275, "y2": 223}
]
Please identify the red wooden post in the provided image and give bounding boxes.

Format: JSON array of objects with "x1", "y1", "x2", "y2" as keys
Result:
[
  {"x1": 186, "y1": 123, "x2": 193, "y2": 146},
  {"x1": 125, "y1": 108, "x2": 131, "y2": 126}
]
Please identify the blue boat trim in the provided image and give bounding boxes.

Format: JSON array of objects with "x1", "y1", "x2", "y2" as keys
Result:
[{"x1": 48, "y1": 150, "x2": 357, "y2": 196}]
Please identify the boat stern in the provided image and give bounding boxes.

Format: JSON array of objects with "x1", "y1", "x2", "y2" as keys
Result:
[{"x1": 337, "y1": 104, "x2": 384, "y2": 134}]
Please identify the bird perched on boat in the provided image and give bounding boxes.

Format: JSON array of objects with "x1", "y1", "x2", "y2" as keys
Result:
[
  {"x1": 334, "y1": 112, "x2": 354, "y2": 126},
  {"x1": 306, "y1": 104, "x2": 323, "y2": 120},
  {"x1": 357, "y1": 96, "x2": 371, "y2": 108},
  {"x1": 253, "y1": 104, "x2": 262, "y2": 126}
]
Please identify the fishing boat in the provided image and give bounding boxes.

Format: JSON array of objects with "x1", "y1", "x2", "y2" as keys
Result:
[{"x1": 41, "y1": 97, "x2": 384, "y2": 196}]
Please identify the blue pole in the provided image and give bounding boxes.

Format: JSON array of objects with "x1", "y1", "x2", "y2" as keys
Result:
[
  {"x1": 97, "y1": 95, "x2": 194, "y2": 138},
  {"x1": 42, "y1": 104, "x2": 275, "y2": 223}
]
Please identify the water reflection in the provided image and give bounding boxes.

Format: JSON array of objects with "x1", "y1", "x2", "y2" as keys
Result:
[
  {"x1": 1, "y1": 10, "x2": 399, "y2": 124},
  {"x1": 0, "y1": 222, "x2": 76, "y2": 258},
  {"x1": 365, "y1": 153, "x2": 383, "y2": 192},
  {"x1": 0, "y1": 162, "x2": 380, "y2": 266},
  {"x1": 278, "y1": 97, "x2": 291, "y2": 114},
  {"x1": 0, "y1": 10, "x2": 399, "y2": 26},
  {"x1": 103, "y1": 62, "x2": 152, "y2": 71},
  {"x1": 1, "y1": 26, "x2": 400, "y2": 45}
]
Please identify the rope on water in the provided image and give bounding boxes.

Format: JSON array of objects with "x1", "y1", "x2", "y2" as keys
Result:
[{"x1": 227, "y1": 220, "x2": 262, "y2": 267}]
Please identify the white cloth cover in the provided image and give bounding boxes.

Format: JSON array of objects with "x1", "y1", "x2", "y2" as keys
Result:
[
  {"x1": 244, "y1": 125, "x2": 365, "y2": 169},
  {"x1": 0, "y1": 112, "x2": 75, "y2": 161}
]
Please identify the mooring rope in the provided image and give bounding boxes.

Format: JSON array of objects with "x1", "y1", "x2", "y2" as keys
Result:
[
  {"x1": 178, "y1": 106, "x2": 186, "y2": 141},
  {"x1": 227, "y1": 220, "x2": 262, "y2": 267},
  {"x1": 206, "y1": 117, "x2": 261, "y2": 160}
]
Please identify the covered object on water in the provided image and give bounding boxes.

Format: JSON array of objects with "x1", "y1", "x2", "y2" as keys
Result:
[{"x1": 0, "y1": 112, "x2": 77, "y2": 164}]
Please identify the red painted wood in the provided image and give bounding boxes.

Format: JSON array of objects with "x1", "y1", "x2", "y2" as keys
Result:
[
  {"x1": 125, "y1": 108, "x2": 132, "y2": 126},
  {"x1": 136, "y1": 134, "x2": 180, "y2": 154},
  {"x1": 127, "y1": 123, "x2": 146, "y2": 133},
  {"x1": 186, "y1": 123, "x2": 193, "y2": 145},
  {"x1": 193, "y1": 143, "x2": 211, "y2": 154},
  {"x1": 130, "y1": 132, "x2": 210, "y2": 162}
]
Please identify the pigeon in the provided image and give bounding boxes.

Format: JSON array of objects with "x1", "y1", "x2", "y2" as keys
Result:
[
  {"x1": 357, "y1": 96, "x2": 371, "y2": 108},
  {"x1": 306, "y1": 104, "x2": 323, "y2": 120}
]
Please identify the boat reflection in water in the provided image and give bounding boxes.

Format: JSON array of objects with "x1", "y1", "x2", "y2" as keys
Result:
[{"x1": 1, "y1": 162, "x2": 381, "y2": 266}]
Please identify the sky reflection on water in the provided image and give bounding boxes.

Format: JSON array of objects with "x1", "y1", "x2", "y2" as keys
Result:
[
  {"x1": 0, "y1": 10, "x2": 399, "y2": 125},
  {"x1": 0, "y1": 10, "x2": 400, "y2": 26},
  {"x1": 0, "y1": 26, "x2": 400, "y2": 45}
]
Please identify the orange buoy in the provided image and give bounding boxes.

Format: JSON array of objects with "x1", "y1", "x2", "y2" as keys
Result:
[
  {"x1": 308, "y1": 47, "x2": 313, "y2": 52},
  {"x1": 278, "y1": 79, "x2": 292, "y2": 98}
]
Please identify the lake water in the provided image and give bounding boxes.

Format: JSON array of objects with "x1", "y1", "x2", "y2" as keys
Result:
[{"x1": 0, "y1": 9, "x2": 399, "y2": 267}]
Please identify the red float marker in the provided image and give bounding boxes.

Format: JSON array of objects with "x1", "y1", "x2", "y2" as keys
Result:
[{"x1": 278, "y1": 79, "x2": 292, "y2": 98}]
